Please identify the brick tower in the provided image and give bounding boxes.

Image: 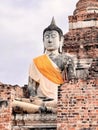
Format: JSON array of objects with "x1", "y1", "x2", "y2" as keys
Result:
[
  {"x1": 63, "y1": 0, "x2": 98, "y2": 80},
  {"x1": 58, "y1": 0, "x2": 98, "y2": 129},
  {"x1": 63, "y1": 0, "x2": 98, "y2": 58}
]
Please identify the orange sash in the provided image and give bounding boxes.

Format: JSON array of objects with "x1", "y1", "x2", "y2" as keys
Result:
[{"x1": 33, "y1": 54, "x2": 64, "y2": 84}]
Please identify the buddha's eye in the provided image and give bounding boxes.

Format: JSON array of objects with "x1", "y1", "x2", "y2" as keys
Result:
[
  {"x1": 44, "y1": 35, "x2": 49, "y2": 39},
  {"x1": 51, "y1": 34, "x2": 57, "y2": 38}
]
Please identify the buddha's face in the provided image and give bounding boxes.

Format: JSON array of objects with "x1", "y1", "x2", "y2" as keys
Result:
[{"x1": 43, "y1": 30, "x2": 60, "y2": 51}]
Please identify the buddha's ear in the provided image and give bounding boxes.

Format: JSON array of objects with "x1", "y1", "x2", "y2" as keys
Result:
[
  {"x1": 43, "y1": 47, "x2": 46, "y2": 53},
  {"x1": 59, "y1": 36, "x2": 64, "y2": 53}
]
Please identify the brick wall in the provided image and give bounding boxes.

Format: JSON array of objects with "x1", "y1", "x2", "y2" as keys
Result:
[
  {"x1": 0, "y1": 84, "x2": 12, "y2": 130},
  {"x1": 57, "y1": 79, "x2": 98, "y2": 130},
  {"x1": 0, "y1": 83, "x2": 23, "y2": 130}
]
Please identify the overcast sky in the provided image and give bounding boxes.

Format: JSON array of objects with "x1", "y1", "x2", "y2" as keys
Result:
[{"x1": 0, "y1": 0, "x2": 78, "y2": 86}]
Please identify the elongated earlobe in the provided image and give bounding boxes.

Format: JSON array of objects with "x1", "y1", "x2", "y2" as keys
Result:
[
  {"x1": 59, "y1": 36, "x2": 64, "y2": 53},
  {"x1": 43, "y1": 47, "x2": 46, "y2": 53}
]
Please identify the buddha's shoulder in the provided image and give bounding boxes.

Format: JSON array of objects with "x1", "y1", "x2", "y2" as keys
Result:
[{"x1": 58, "y1": 53, "x2": 72, "y2": 60}]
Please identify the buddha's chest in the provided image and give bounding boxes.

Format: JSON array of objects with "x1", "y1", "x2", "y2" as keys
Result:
[{"x1": 49, "y1": 55, "x2": 66, "y2": 71}]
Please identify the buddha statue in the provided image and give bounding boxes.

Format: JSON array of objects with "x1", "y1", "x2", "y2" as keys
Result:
[{"x1": 12, "y1": 18, "x2": 75, "y2": 114}]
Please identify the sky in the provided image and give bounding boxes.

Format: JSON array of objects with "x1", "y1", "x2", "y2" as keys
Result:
[{"x1": 0, "y1": 0, "x2": 78, "y2": 86}]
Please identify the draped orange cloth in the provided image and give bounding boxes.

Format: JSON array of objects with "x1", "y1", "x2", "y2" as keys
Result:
[{"x1": 33, "y1": 54, "x2": 64, "y2": 84}]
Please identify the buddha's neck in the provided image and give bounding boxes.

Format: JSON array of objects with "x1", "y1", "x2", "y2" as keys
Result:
[{"x1": 45, "y1": 50, "x2": 59, "y2": 56}]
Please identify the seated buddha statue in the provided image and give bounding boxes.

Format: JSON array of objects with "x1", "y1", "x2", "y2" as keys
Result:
[{"x1": 12, "y1": 17, "x2": 75, "y2": 114}]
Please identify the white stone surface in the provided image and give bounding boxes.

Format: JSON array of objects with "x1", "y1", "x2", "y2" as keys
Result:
[
  {"x1": 87, "y1": 6, "x2": 98, "y2": 13},
  {"x1": 69, "y1": 20, "x2": 98, "y2": 29}
]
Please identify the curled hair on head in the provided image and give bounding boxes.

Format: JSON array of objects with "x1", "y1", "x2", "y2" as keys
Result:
[{"x1": 43, "y1": 17, "x2": 63, "y2": 41}]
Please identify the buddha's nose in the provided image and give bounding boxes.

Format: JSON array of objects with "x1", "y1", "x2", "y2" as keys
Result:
[{"x1": 48, "y1": 37, "x2": 52, "y2": 43}]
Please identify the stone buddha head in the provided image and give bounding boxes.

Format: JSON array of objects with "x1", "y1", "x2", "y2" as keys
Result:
[{"x1": 43, "y1": 17, "x2": 64, "y2": 53}]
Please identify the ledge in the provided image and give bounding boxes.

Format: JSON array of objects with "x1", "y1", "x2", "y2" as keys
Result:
[{"x1": 12, "y1": 114, "x2": 57, "y2": 127}]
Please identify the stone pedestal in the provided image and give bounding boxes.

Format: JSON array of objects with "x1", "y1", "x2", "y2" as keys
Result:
[{"x1": 12, "y1": 114, "x2": 57, "y2": 130}]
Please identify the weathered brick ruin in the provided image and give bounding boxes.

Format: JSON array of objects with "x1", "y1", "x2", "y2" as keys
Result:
[
  {"x1": 0, "y1": 83, "x2": 24, "y2": 130},
  {"x1": 58, "y1": 0, "x2": 98, "y2": 129},
  {"x1": 0, "y1": 0, "x2": 98, "y2": 130}
]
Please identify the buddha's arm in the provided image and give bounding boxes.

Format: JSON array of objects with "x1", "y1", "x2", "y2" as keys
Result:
[{"x1": 28, "y1": 76, "x2": 39, "y2": 97}]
